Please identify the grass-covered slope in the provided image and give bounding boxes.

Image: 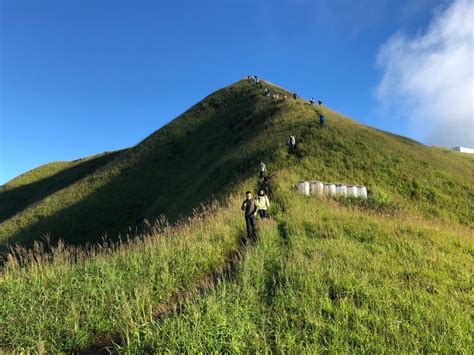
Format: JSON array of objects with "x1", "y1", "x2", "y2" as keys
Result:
[
  {"x1": 0, "y1": 151, "x2": 123, "y2": 224},
  {"x1": 1, "y1": 78, "x2": 473, "y2": 353},
  {"x1": 119, "y1": 177, "x2": 472, "y2": 353},
  {"x1": 1, "y1": 78, "x2": 473, "y2": 251},
  {"x1": 0, "y1": 80, "x2": 281, "y2": 249}
]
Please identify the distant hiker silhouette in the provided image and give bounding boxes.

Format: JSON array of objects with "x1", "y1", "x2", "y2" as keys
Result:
[
  {"x1": 259, "y1": 162, "x2": 266, "y2": 180},
  {"x1": 319, "y1": 114, "x2": 326, "y2": 127},
  {"x1": 288, "y1": 135, "x2": 296, "y2": 153},
  {"x1": 241, "y1": 191, "x2": 258, "y2": 242}
]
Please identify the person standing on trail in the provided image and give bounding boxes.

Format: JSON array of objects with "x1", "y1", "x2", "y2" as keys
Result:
[
  {"x1": 319, "y1": 113, "x2": 326, "y2": 127},
  {"x1": 241, "y1": 191, "x2": 258, "y2": 241},
  {"x1": 255, "y1": 190, "x2": 270, "y2": 219},
  {"x1": 259, "y1": 162, "x2": 266, "y2": 180},
  {"x1": 287, "y1": 135, "x2": 296, "y2": 152},
  {"x1": 310, "y1": 97, "x2": 315, "y2": 105},
  {"x1": 318, "y1": 99, "x2": 323, "y2": 106},
  {"x1": 293, "y1": 93, "x2": 297, "y2": 100}
]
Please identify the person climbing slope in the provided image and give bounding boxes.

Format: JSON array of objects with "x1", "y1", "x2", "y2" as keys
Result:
[
  {"x1": 259, "y1": 162, "x2": 266, "y2": 180},
  {"x1": 319, "y1": 113, "x2": 326, "y2": 127},
  {"x1": 287, "y1": 135, "x2": 296, "y2": 153},
  {"x1": 255, "y1": 190, "x2": 270, "y2": 219},
  {"x1": 241, "y1": 191, "x2": 258, "y2": 241}
]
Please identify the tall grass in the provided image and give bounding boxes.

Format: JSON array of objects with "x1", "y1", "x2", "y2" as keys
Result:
[
  {"x1": 0, "y1": 194, "x2": 249, "y2": 352},
  {"x1": 113, "y1": 172, "x2": 473, "y2": 353},
  {"x1": 1, "y1": 78, "x2": 473, "y2": 352}
]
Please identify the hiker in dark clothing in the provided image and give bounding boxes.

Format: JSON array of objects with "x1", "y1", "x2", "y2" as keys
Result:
[
  {"x1": 293, "y1": 93, "x2": 297, "y2": 100},
  {"x1": 241, "y1": 191, "x2": 258, "y2": 241},
  {"x1": 287, "y1": 135, "x2": 296, "y2": 152},
  {"x1": 319, "y1": 113, "x2": 326, "y2": 127},
  {"x1": 259, "y1": 162, "x2": 266, "y2": 180},
  {"x1": 318, "y1": 99, "x2": 322, "y2": 106}
]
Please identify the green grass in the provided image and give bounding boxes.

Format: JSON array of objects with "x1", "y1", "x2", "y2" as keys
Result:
[
  {"x1": 0, "y1": 151, "x2": 123, "y2": 224},
  {"x1": 0, "y1": 78, "x2": 473, "y2": 352},
  {"x1": 0, "y1": 192, "x2": 248, "y2": 352},
  {"x1": 2, "y1": 79, "x2": 472, "y2": 251},
  {"x1": 113, "y1": 172, "x2": 473, "y2": 353}
]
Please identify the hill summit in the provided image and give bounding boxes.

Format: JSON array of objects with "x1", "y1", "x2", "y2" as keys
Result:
[
  {"x1": 1, "y1": 78, "x2": 473, "y2": 251},
  {"x1": 1, "y1": 78, "x2": 473, "y2": 353}
]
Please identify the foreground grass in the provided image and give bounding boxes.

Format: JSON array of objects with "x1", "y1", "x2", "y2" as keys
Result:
[
  {"x1": 113, "y1": 173, "x2": 473, "y2": 353},
  {"x1": 1, "y1": 172, "x2": 472, "y2": 352},
  {"x1": 0, "y1": 195, "x2": 247, "y2": 353},
  {"x1": 1, "y1": 78, "x2": 473, "y2": 352}
]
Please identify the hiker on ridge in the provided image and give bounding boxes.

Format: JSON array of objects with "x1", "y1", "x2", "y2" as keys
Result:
[
  {"x1": 310, "y1": 97, "x2": 315, "y2": 105},
  {"x1": 319, "y1": 113, "x2": 326, "y2": 127},
  {"x1": 318, "y1": 99, "x2": 323, "y2": 106},
  {"x1": 255, "y1": 190, "x2": 270, "y2": 219},
  {"x1": 287, "y1": 135, "x2": 296, "y2": 153},
  {"x1": 293, "y1": 93, "x2": 297, "y2": 100},
  {"x1": 241, "y1": 191, "x2": 258, "y2": 241},
  {"x1": 259, "y1": 162, "x2": 266, "y2": 180}
]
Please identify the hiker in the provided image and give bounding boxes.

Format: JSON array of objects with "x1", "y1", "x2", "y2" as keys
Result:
[
  {"x1": 241, "y1": 191, "x2": 258, "y2": 241},
  {"x1": 259, "y1": 162, "x2": 266, "y2": 180},
  {"x1": 283, "y1": 94, "x2": 288, "y2": 101},
  {"x1": 264, "y1": 87, "x2": 269, "y2": 95},
  {"x1": 287, "y1": 135, "x2": 296, "y2": 152},
  {"x1": 319, "y1": 113, "x2": 326, "y2": 127},
  {"x1": 255, "y1": 190, "x2": 270, "y2": 219},
  {"x1": 310, "y1": 97, "x2": 315, "y2": 105},
  {"x1": 293, "y1": 93, "x2": 297, "y2": 100},
  {"x1": 318, "y1": 99, "x2": 322, "y2": 106},
  {"x1": 261, "y1": 176, "x2": 271, "y2": 195}
]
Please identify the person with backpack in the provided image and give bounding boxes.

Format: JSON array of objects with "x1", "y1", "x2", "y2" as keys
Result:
[
  {"x1": 319, "y1": 113, "x2": 326, "y2": 127},
  {"x1": 259, "y1": 162, "x2": 266, "y2": 180},
  {"x1": 318, "y1": 99, "x2": 323, "y2": 106},
  {"x1": 287, "y1": 135, "x2": 296, "y2": 152},
  {"x1": 255, "y1": 190, "x2": 270, "y2": 219},
  {"x1": 241, "y1": 191, "x2": 258, "y2": 241},
  {"x1": 293, "y1": 92, "x2": 297, "y2": 100}
]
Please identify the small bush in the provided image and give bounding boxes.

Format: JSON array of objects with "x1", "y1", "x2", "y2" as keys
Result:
[{"x1": 336, "y1": 192, "x2": 399, "y2": 214}]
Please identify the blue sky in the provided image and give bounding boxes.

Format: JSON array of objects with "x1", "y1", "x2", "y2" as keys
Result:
[{"x1": 1, "y1": 0, "x2": 472, "y2": 185}]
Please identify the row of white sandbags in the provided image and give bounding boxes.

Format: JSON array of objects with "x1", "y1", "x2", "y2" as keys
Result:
[{"x1": 298, "y1": 181, "x2": 367, "y2": 198}]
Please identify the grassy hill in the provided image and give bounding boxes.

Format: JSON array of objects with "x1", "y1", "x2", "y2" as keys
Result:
[{"x1": 0, "y1": 78, "x2": 473, "y2": 352}]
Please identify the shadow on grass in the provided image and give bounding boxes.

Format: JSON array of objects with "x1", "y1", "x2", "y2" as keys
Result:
[
  {"x1": 0, "y1": 83, "x2": 282, "y2": 261},
  {"x1": 0, "y1": 151, "x2": 124, "y2": 224}
]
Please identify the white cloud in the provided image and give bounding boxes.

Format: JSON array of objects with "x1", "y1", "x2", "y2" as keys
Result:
[{"x1": 376, "y1": 0, "x2": 474, "y2": 148}]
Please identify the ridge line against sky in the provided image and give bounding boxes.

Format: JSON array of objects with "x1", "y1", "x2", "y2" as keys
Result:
[{"x1": 1, "y1": 0, "x2": 473, "y2": 185}]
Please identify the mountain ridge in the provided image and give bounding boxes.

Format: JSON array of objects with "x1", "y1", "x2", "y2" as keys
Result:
[{"x1": 1, "y1": 78, "x2": 472, "y2": 251}]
